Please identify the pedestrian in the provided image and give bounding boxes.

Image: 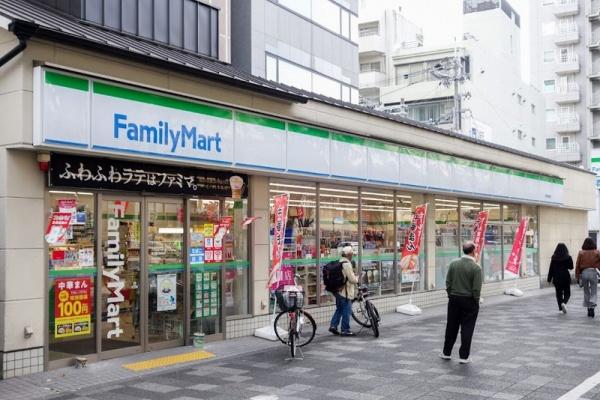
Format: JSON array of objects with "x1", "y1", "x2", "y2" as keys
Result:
[
  {"x1": 328, "y1": 246, "x2": 359, "y2": 337},
  {"x1": 547, "y1": 243, "x2": 573, "y2": 314},
  {"x1": 575, "y1": 237, "x2": 600, "y2": 317},
  {"x1": 440, "y1": 240, "x2": 482, "y2": 364}
]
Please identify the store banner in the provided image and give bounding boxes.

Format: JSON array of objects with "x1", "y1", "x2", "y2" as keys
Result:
[
  {"x1": 267, "y1": 194, "x2": 289, "y2": 289},
  {"x1": 54, "y1": 278, "x2": 92, "y2": 338},
  {"x1": 45, "y1": 212, "x2": 72, "y2": 245},
  {"x1": 505, "y1": 217, "x2": 528, "y2": 276},
  {"x1": 471, "y1": 210, "x2": 489, "y2": 262},
  {"x1": 49, "y1": 153, "x2": 248, "y2": 197},
  {"x1": 157, "y1": 274, "x2": 177, "y2": 311},
  {"x1": 400, "y1": 204, "x2": 427, "y2": 280}
]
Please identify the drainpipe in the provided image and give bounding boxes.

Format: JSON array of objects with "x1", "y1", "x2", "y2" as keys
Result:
[{"x1": 0, "y1": 20, "x2": 38, "y2": 68}]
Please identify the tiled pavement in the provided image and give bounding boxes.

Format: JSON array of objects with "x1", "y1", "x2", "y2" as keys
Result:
[{"x1": 5, "y1": 286, "x2": 600, "y2": 400}]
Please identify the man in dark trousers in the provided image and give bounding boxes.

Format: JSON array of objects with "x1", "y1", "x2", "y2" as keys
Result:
[{"x1": 440, "y1": 240, "x2": 482, "y2": 364}]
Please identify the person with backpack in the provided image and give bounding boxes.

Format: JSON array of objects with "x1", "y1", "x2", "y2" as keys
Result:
[{"x1": 325, "y1": 246, "x2": 359, "y2": 336}]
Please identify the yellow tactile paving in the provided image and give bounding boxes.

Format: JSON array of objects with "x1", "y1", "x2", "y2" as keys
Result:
[{"x1": 122, "y1": 350, "x2": 215, "y2": 371}]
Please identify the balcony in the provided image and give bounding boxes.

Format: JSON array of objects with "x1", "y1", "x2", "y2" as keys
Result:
[
  {"x1": 554, "y1": 0, "x2": 579, "y2": 16},
  {"x1": 554, "y1": 82, "x2": 581, "y2": 104},
  {"x1": 590, "y1": 0, "x2": 600, "y2": 20},
  {"x1": 589, "y1": 127, "x2": 600, "y2": 141},
  {"x1": 554, "y1": 113, "x2": 581, "y2": 133},
  {"x1": 547, "y1": 142, "x2": 581, "y2": 163},
  {"x1": 589, "y1": 33, "x2": 600, "y2": 50},
  {"x1": 555, "y1": 54, "x2": 580, "y2": 74},
  {"x1": 590, "y1": 95, "x2": 600, "y2": 110},
  {"x1": 359, "y1": 33, "x2": 385, "y2": 56},
  {"x1": 554, "y1": 24, "x2": 580, "y2": 45},
  {"x1": 359, "y1": 71, "x2": 387, "y2": 89}
]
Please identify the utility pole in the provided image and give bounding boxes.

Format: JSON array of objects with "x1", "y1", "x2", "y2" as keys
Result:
[{"x1": 433, "y1": 50, "x2": 466, "y2": 132}]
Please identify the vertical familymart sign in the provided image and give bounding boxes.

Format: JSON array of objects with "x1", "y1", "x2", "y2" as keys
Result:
[{"x1": 34, "y1": 69, "x2": 234, "y2": 164}]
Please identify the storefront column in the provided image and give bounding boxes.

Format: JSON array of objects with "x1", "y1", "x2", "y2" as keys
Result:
[
  {"x1": 423, "y1": 194, "x2": 437, "y2": 291},
  {"x1": 0, "y1": 149, "x2": 46, "y2": 378},
  {"x1": 249, "y1": 176, "x2": 270, "y2": 316}
]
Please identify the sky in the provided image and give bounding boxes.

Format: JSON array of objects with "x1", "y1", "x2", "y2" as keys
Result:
[{"x1": 379, "y1": 0, "x2": 531, "y2": 82}]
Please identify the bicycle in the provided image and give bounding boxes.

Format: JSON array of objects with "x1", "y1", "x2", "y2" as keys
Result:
[
  {"x1": 273, "y1": 275, "x2": 317, "y2": 358},
  {"x1": 351, "y1": 274, "x2": 380, "y2": 338}
]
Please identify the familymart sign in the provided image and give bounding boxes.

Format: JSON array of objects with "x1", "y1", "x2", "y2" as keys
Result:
[{"x1": 33, "y1": 67, "x2": 564, "y2": 205}]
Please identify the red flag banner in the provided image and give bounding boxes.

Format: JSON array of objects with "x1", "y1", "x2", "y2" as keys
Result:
[
  {"x1": 471, "y1": 210, "x2": 489, "y2": 262},
  {"x1": 400, "y1": 204, "x2": 428, "y2": 275},
  {"x1": 505, "y1": 217, "x2": 528, "y2": 276},
  {"x1": 267, "y1": 194, "x2": 289, "y2": 289}
]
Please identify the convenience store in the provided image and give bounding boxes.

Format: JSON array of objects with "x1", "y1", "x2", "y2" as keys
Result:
[{"x1": 0, "y1": 9, "x2": 596, "y2": 377}]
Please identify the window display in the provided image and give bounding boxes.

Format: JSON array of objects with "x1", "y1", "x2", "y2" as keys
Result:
[
  {"x1": 361, "y1": 190, "x2": 395, "y2": 296},
  {"x1": 524, "y1": 206, "x2": 539, "y2": 277},
  {"x1": 269, "y1": 181, "x2": 318, "y2": 305},
  {"x1": 319, "y1": 184, "x2": 359, "y2": 304},
  {"x1": 435, "y1": 197, "x2": 459, "y2": 289},
  {"x1": 482, "y1": 203, "x2": 502, "y2": 282},
  {"x1": 47, "y1": 192, "x2": 96, "y2": 361}
]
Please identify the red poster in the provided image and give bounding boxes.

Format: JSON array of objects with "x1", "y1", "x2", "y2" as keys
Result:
[
  {"x1": 54, "y1": 277, "x2": 92, "y2": 338},
  {"x1": 505, "y1": 217, "x2": 528, "y2": 275},
  {"x1": 267, "y1": 194, "x2": 289, "y2": 289},
  {"x1": 400, "y1": 204, "x2": 428, "y2": 273},
  {"x1": 471, "y1": 210, "x2": 489, "y2": 262},
  {"x1": 45, "y1": 212, "x2": 72, "y2": 244}
]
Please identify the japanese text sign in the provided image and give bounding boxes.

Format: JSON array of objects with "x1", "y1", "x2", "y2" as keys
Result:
[{"x1": 54, "y1": 278, "x2": 92, "y2": 338}]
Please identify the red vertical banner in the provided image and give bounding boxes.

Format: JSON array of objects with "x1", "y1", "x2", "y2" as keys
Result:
[
  {"x1": 471, "y1": 210, "x2": 489, "y2": 262},
  {"x1": 268, "y1": 194, "x2": 289, "y2": 289},
  {"x1": 400, "y1": 204, "x2": 428, "y2": 276},
  {"x1": 505, "y1": 217, "x2": 528, "y2": 276}
]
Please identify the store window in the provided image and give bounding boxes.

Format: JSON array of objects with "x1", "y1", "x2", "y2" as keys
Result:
[
  {"x1": 269, "y1": 180, "x2": 318, "y2": 305},
  {"x1": 459, "y1": 199, "x2": 482, "y2": 245},
  {"x1": 482, "y1": 202, "x2": 502, "y2": 282},
  {"x1": 47, "y1": 191, "x2": 96, "y2": 362},
  {"x1": 224, "y1": 198, "x2": 250, "y2": 316},
  {"x1": 501, "y1": 204, "x2": 520, "y2": 279},
  {"x1": 524, "y1": 206, "x2": 539, "y2": 277},
  {"x1": 435, "y1": 197, "x2": 459, "y2": 289},
  {"x1": 319, "y1": 184, "x2": 359, "y2": 304},
  {"x1": 396, "y1": 193, "x2": 424, "y2": 293},
  {"x1": 360, "y1": 189, "x2": 395, "y2": 296}
]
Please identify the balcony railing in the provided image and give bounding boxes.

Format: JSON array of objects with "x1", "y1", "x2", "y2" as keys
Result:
[
  {"x1": 555, "y1": 24, "x2": 579, "y2": 45},
  {"x1": 556, "y1": 82, "x2": 579, "y2": 93},
  {"x1": 591, "y1": 0, "x2": 600, "y2": 18},
  {"x1": 554, "y1": 0, "x2": 579, "y2": 16},
  {"x1": 557, "y1": 113, "x2": 579, "y2": 124},
  {"x1": 547, "y1": 142, "x2": 581, "y2": 162}
]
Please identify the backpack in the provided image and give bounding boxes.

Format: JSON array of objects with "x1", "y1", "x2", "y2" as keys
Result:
[{"x1": 322, "y1": 261, "x2": 347, "y2": 293}]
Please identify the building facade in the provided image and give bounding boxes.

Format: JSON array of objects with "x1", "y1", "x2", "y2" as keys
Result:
[
  {"x1": 0, "y1": 0, "x2": 595, "y2": 380},
  {"x1": 231, "y1": 0, "x2": 360, "y2": 103},
  {"x1": 359, "y1": 0, "x2": 545, "y2": 156},
  {"x1": 358, "y1": 0, "x2": 423, "y2": 106}
]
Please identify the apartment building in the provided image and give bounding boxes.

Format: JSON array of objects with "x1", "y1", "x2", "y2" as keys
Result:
[
  {"x1": 359, "y1": 0, "x2": 544, "y2": 155},
  {"x1": 231, "y1": 0, "x2": 360, "y2": 103},
  {"x1": 530, "y1": 0, "x2": 589, "y2": 166},
  {"x1": 358, "y1": 0, "x2": 423, "y2": 106}
]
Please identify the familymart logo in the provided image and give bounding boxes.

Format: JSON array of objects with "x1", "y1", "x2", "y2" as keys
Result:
[{"x1": 113, "y1": 113, "x2": 223, "y2": 154}]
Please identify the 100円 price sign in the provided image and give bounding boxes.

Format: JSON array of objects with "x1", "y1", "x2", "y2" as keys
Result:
[{"x1": 54, "y1": 277, "x2": 92, "y2": 338}]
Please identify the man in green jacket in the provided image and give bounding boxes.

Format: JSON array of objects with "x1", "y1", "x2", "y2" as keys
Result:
[{"x1": 440, "y1": 240, "x2": 482, "y2": 364}]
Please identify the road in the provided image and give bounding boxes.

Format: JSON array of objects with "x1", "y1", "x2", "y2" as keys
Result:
[{"x1": 52, "y1": 288, "x2": 600, "y2": 400}]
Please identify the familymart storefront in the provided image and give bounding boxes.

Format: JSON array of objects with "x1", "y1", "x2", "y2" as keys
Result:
[{"x1": 25, "y1": 66, "x2": 589, "y2": 372}]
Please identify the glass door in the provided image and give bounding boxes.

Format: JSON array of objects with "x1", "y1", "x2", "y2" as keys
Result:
[
  {"x1": 189, "y1": 199, "x2": 222, "y2": 337},
  {"x1": 100, "y1": 198, "x2": 142, "y2": 356},
  {"x1": 146, "y1": 199, "x2": 185, "y2": 349}
]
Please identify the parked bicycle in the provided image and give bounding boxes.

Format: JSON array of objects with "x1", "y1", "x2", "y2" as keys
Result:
[
  {"x1": 273, "y1": 274, "x2": 317, "y2": 358},
  {"x1": 351, "y1": 273, "x2": 380, "y2": 338}
]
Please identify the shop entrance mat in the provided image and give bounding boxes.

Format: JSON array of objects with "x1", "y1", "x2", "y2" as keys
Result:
[{"x1": 122, "y1": 350, "x2": 215, "y2": 371}]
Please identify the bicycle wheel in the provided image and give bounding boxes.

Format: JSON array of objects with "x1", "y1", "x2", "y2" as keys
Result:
[
  {"x1": 274, "y1": 310, "x2": 316, "y2": 347},
  {"x1": 366, "y1": 301, "x2": 379, "y2": 338},
  {"x1": 273, "y1": 310, "x2": 289, "y2": 344},
  {"x1": 297, "y1": 310, "x2": 316, "y2": 347},
  {"x1": 352, "y1": 299, "x2": 371, "y2": 328}
]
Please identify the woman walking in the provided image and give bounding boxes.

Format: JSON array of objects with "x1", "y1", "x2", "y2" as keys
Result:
[
  {"x1": 575, "y1": 237, "x2": 600, "y2": 317},
  {"x1": 547, "y1": 243, "x2": 573, "y2": 314}
]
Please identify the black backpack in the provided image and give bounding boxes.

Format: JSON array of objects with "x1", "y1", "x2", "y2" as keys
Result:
[{"x1": 322, "y1": 261, "x2": 346, "y2": 293}]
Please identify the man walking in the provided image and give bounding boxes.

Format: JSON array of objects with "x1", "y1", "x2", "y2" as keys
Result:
[
  {"x1": 440, "y1": 240, "x2": 482, "y2": 364},
  {"x1": 328, "y1": 246, "x2": 359, "y2": 337}
]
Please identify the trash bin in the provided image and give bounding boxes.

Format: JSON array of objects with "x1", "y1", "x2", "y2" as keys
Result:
[{"x1": 193, "y1": 332, "x2": 205, "y2": 349}]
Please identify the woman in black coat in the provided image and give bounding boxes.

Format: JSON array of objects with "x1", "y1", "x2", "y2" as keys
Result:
[{"x1": 547, "y1": 243, "x2": 574, "y2": 314}]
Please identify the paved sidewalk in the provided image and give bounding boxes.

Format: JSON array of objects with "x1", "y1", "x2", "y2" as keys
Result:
[{"x1": 4, "y1": 286, "x2": 599, "y2": 400}]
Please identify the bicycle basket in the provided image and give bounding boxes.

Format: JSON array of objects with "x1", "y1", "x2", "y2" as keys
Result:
[{"x1": 275, "y1": 289, "x2": 304, "y2": 311}]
